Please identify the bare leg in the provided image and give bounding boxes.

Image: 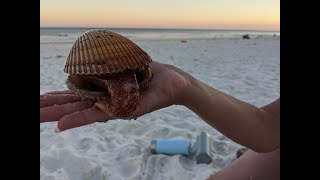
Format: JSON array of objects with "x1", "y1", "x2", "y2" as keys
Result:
[{"x1": 207, "y1": 148, "x2": 280, "y2": 180}]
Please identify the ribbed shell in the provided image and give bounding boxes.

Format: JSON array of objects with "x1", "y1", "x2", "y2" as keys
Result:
[{"x1": 64, "y1": 29, "x2": 152, "y2": 75}]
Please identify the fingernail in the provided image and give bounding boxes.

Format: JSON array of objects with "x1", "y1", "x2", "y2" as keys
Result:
[{"x1": 54, "y1": 127, "x2": 61, "y2": 133}]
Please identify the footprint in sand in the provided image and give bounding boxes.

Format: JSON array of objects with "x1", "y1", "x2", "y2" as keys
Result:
[
  {"x1": 117, "y1": 145, "x2": 142, "y2": 160},
  {"x1": 112, "y1": 160, "x2": 142, "y2": 179}
]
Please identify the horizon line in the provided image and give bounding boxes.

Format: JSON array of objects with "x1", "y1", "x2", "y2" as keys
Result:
[{"x1": 40, "y1": 26, "x2": 280, "y2": 32}]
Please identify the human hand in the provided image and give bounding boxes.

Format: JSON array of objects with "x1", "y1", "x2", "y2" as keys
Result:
[{"x1": 40, "y1": 61, "x2": 190, "y2": 132}]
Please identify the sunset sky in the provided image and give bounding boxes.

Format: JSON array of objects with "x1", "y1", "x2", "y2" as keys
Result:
[{"x1": 40, "y1": 0, "x2": 280, "y2": 31}]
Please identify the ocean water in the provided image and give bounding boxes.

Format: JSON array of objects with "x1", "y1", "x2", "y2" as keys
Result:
[{"x1": 40, "y1": 28, "x2": 280, "y2": 43}]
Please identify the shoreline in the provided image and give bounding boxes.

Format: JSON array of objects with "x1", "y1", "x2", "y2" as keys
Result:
[{"x1": 40, "y1": 36, "x2": 280, "y2": 44}]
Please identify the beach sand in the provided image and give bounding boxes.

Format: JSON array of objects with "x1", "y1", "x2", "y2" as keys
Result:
[{"x1": 40, "y1": 38, "x2": 280, "y2": 180}]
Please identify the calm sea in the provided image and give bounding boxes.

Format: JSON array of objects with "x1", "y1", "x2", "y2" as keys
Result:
[{"x1": 40, "y1": 28, "x2": 280, "y2": 43}]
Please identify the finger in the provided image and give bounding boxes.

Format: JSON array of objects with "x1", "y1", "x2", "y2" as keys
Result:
[
  {"x1": 40, "y1": 94, "x2": 81, "y2": 108},
  {"x1": 44, "y1": 90, "x2": 74, "y2": 95},
  {"x1": 57, "y1": 106, "x2": 112, "y2": 131},
  {"x1": 40, "y1": 100, "x2": 94, "y2": 122},
  {"x1": 150, "y1": 61, "x2": 164, "y2": 74}
]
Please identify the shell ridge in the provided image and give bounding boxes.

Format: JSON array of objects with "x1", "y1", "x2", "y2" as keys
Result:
[
  {"x1": 97, "y1": 31, "x2": 115, "y2": 73},
  {"x1": 65, "y1": 47, "x2": 72, "y2": 73},
  {"x1": 110, "y1": 33, "x2": 137, "y2": 71},
  {"x1": 110, "y1": 32, "x2": 127, "y2": 70},
  {"x1": 64, "y1": 29, "x2": 152, "y2": 75},
  {"x1": 71, "y1": 43, "x2": 77, "y2": 74},
  {"x1": 87, "y1": 32, "x2": 104, "y2": 74},
  {"x1": 118, "y1": 35, "x2": 143, "y2": 68},
  {"x1": 100, "y1": 31, "x2": 117, "y2": 73},
  {"x1": 120, "y1": 36, "x2": 148, "y2": 68},
  {"x1": 101, "y1": 32, "x2": 121, "y2": 73},
  {"x1": 130, "y1": 42, "x2": 152, "y2": 64},
  {"x1": 79, "y1": 36, "x2": 87, "y2": 74},
  {"x1": 78, "y1": 36, "x2": 85, "y2": 74},
  {"x1": 106, "y1": 32, "x2": 126, "y2": 72},
  {"x1": 85, "y1": 33, "x2": 98, "y2": 74},
  {"x1": 92, "y1": 31, "x2": 110, "y2": 74},
  {"x1": 75, "y1": 38, "x2": 81, "y2": 74},
  {"x1": 81, "y1": 35, "x2": 93, "y2": 75}
]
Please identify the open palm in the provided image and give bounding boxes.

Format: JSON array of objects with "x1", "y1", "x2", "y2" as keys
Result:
[{"x1": 40, "y1": 61, "x2": 188, "y2": 132}]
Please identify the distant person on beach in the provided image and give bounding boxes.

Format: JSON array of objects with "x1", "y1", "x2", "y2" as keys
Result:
[{"x1": 40, "y1": 61, "x2": 280, "y2": 180}]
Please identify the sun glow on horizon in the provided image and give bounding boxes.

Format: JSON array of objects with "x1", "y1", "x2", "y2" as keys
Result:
[{"x1": 41, "y1": 0, "x2": 279, "y2": 31}]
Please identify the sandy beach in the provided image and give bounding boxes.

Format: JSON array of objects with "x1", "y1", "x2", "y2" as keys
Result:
[{"x1": 40, "y1": 37, "x2": 280, "y2": 180}]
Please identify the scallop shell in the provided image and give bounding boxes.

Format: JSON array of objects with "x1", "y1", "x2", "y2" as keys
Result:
[{"x1": 64, "y1": 29, "x2": 152, "y2": 75}]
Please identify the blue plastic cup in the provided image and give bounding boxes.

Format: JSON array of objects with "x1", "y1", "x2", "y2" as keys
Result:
[{"x1": 150, "y1": 139, "x2": 191, "y2": 156}]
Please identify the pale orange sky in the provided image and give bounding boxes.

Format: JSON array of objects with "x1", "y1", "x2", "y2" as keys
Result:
[{"x1": 40, "y1": 0, "x2": 280, "y2": 31}]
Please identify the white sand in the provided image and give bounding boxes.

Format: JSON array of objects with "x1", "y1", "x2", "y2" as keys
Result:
[{"x1": 40, "y1": 38, "x2": 280, "y2": 180}]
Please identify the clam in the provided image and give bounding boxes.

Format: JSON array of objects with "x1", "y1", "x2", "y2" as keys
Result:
[{"x1": 64, "y1": 29, "x2": 152, "y2": 118}]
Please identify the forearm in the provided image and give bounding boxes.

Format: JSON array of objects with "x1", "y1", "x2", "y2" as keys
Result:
[{"x1": 181, "y1": 76, "x2": 280, "y2": 152}]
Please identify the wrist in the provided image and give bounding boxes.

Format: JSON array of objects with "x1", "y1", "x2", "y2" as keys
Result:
[
  {"x1": 176, "y1": 72, "x2": 201, "y2": 107},
  {"x1": 162, "y1": 64, "x2": 203, "y2": 107}
]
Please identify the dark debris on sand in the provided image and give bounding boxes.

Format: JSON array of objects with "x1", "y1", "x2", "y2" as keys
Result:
[{"x1": 236, "y1": 147, "x2": 249, "y2": 158}]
